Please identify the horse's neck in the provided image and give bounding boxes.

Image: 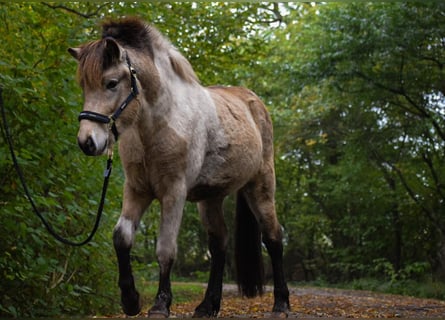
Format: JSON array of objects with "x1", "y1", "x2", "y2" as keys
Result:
[
  {"x1": 126, "y1": 52, "x2": 215, "y2": 150},
  {"x1": 157, "y1": 70, "x2": 210, "y2": 115},
  {"x1": 135, "y1": 80, "x2": 208, "y2": 140}
]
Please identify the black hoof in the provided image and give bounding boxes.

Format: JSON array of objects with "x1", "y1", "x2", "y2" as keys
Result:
[
  {"x1": 121, "y1": 290, "x2": 141, "y2": 316},
  {"x1": 271, "y1": 311, "x2": 289, "y2": 318},
  {"x1": 192, "y1": 309, "x2": 216, "y2": 318},
  {"x1": 193, "y1": 300, "x2": 219, "y2": 318},
  {"x1": 148, "y1": 307, "x2": 169, "y2": 318},
  {"x1": 272, "y1": 303, "x2": 290, "y2": 318}
]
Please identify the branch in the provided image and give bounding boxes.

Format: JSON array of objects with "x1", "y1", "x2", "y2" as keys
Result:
[
  {"x1": 421, "y1": 151, "x2": 445, "y2": 200},
  {"x1": 41, "y1": 2, "x2": 110, "y2": 18},
  {"x1": 392, "y1": 162, "x2": 444, "y2": 233},
  {"x1": 370, "y1": 147, "x2": 444, "y2": 235},
  {"x1": 355, "y1": 70, "x2": 445, "y2": 142},
  {"x1": 264, "y1": 3, "x2": 284, "y2": 24},
  {"x1": 418, "y1": 54, "x2": 444, "y2": 70},
  {"x1": 250, "y1": 3, "x2": 284, "y2": 26}
]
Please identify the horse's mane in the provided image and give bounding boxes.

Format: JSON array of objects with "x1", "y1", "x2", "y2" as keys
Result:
[
  {"x1": 76, "y1": 17, "x2": 198, "y2": 87},
  {"x1": 102, "y1": 17, "x2": 156, "y2": 58}
]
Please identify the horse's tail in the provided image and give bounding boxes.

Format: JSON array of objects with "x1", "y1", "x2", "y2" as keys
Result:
[{"x1": 235, "y1": 192, "x2": 264, "y2": 298}]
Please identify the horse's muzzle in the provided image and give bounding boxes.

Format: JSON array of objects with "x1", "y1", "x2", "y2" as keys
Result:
[{"x1": 78, "y1": 135, "x2": 104, "y2": 156}]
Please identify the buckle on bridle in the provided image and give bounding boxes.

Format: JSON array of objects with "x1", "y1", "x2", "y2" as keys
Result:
[{"x1": 108, "y1": 117, "x2": 119, "y2": 142}]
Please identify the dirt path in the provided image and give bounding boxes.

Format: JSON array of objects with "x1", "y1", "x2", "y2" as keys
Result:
[
  {"x1": 98, "y1": 284, "x2": 445, "y2": 318},
  {"x1": 170, "y1": 285, "x2": 445, "y2": 318}
]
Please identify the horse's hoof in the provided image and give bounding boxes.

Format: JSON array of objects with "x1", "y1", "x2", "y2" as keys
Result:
[
  {"x1": 148, "y1": 305, "x2": 169, "y2": 319},
  {"x1": 271, "y1": 311, "x2": 289, "y2": 318},
  {"x1": 121, "y1": 291, "x2": 141, "y2": 316},
  {"x1": 122, "y1": 305, "x2": 141, "y2": 317},
  {"x1": 123, "y1": 307, "x2": 141, "y2": 317},
  {"x1": 192, "y1": 310, "x2": 215, "y2": 318},
  {"x1": 147, "y1": 310, "x2": 169, "y2": 318},
  {"x1": 148, "y1": 313, "x2": 168, "y2": 318},
  {"x1": 193, "y1": 300, "x2": 219, "y2": 318}
]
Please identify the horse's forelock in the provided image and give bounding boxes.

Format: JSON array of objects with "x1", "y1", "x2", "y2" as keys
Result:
[{"x1": 77, "y1": 40, "x2": 116, "y2": 88}]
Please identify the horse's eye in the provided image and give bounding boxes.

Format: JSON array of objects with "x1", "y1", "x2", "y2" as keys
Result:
[{"x1": 106, "y1": 79, "x2": 119, "y2": 90}]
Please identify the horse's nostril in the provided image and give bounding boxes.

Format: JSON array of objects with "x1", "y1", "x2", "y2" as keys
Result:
[
  {"x1": 86, "y1": 137, "x2": 95, "y2": 151},
  {"x1": 78, "y1": 136, "x2": 96, "y2": 156}
]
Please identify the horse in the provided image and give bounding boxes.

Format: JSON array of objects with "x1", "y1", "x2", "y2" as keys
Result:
[{"x1": 68, "y1": 17, "x2": 290, "y2": 318}]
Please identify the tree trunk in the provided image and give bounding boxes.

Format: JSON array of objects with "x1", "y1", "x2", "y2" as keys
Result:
[{"x1": 433, "y1": 240, "x2": 445, "y2": 281}]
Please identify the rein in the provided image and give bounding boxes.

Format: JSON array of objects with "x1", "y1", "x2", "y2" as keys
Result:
[{"x1": 0, "y1": 53, "x2": 139, "y2": 247}]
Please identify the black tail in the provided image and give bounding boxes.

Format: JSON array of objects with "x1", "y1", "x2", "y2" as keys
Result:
[{"x1": 235, "y1": 192, "x2": 264, "y2": 298}]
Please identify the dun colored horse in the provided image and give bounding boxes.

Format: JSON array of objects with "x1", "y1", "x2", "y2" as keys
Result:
[{"x1": 69, "y1": 17, "x2": 289, "y2": 318}]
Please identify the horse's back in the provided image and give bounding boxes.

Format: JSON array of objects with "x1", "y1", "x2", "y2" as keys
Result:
[{"x1": 207, "y1": 85, "x2": 274, "y2": 159}]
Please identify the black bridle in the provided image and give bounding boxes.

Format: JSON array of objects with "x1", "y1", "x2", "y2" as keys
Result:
[{"x1": 78, "y1": 53, "x2": 139, "y2": 141}]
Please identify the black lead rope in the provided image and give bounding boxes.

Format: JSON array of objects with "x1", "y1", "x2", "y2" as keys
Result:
[{"x1": 0, "y1": 87, "x2": 112, "y2": 247}]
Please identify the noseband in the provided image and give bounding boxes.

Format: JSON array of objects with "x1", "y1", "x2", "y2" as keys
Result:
[{"x1": 78, "y1": 53, "x2": 139, "y2": 141}]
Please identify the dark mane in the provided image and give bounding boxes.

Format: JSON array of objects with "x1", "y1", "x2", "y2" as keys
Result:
[
  {"x1": 102, "y1": 17, "x2": 198, "y2": 84},
  {"x1": 75, "y1": 17, "x2": 155, "y2": 88},
  {"x1": 102, "y1": 17, "x2": 155, "y2": 58},
  {"x1": 75, "y1": 16, "x2": 198, "y2": 87}
]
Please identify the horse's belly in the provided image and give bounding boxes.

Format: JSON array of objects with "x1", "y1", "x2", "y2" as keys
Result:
[
  {"x1": 187, "y1": 183, "x2": 231, "y2": 202},
  {"x1": 187, "y1": 142, "x2": 262, "y2": 202},
  {"x1": 187, "y1": 171, "x2": 248, "y2": 201}
]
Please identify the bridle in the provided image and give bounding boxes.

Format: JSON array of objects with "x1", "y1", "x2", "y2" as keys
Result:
[{"x1": 78, "y1": 52, "x2": 139, "y2": 142}]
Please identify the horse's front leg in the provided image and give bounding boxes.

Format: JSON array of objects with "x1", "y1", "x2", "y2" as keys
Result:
[
  {"x1": 113, "y1": 184, "x2": 152, "y2": 316},
  {"x1": 148, "y1": 189, "x2": 186, "y2": 318}
]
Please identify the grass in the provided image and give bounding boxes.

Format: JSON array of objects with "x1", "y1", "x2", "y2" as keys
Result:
[
  {"x1": 295, "y1": 277, "x2": 445, "y2": 301},
  {"x1": 349, "y1": 277, "x2": 445, "y2": 300},
  {"x1": 137, "y1": 279, "x2": 206, "y2": 308}
]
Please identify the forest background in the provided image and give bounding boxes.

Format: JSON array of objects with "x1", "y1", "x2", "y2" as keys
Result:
[{"x1": 1, "y1": 2, "x2": 444, "y2": 317}]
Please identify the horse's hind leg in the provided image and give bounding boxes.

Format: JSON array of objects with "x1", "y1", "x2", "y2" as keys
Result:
[
  {"x1": 193, "y1": 198, "x2": 227, "y2": 317},
  {"x1": 243, "y1": 170, "x2": 290, "y2": 316},
  {"x1": 113, "y1": 185, "x2": 152, "y2": 316}
]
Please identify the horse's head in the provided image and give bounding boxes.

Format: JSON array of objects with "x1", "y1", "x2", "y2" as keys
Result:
[
  {"x1": 69, "y1": 17, "x2": 199, "y2": 156},
  {"x1": 69, "y1": 38, "x2": 140, "y2": 156}
]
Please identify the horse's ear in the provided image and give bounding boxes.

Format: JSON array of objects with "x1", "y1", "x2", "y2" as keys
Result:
[
  {"x1": 104, "y1": 38, "x2": 122, "y2": 65},
  {"x1": 68, "y1": 47, "x2": 81, "y2": 61}
]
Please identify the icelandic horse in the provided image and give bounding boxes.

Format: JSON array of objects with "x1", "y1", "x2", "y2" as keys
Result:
[{"x1": 69, "y1": 17, "x2": 289, "y2": 317}]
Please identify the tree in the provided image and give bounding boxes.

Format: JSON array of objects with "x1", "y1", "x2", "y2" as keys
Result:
[{"x1": 264, "y1": 2, "x2": 445, "y2": 281}]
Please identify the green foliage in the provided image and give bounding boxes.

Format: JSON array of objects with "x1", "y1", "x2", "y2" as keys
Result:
[
  {"x1": 342, "y1": 275, "x2": 445, "y2": 301},
  {"x1": 1, "y1": 3, "x2": 122, "y2": 317},
  {"x1": 1, "y1": 2, "x2": 445, "y2": 317},
  {"x1": 267, "y1": 2, "x2": 445, "y2": 285}
]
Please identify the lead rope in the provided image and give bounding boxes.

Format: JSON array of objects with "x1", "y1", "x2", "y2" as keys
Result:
[{"x1": 0, "y1": 87, "x2": 112, "y2": 247}]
